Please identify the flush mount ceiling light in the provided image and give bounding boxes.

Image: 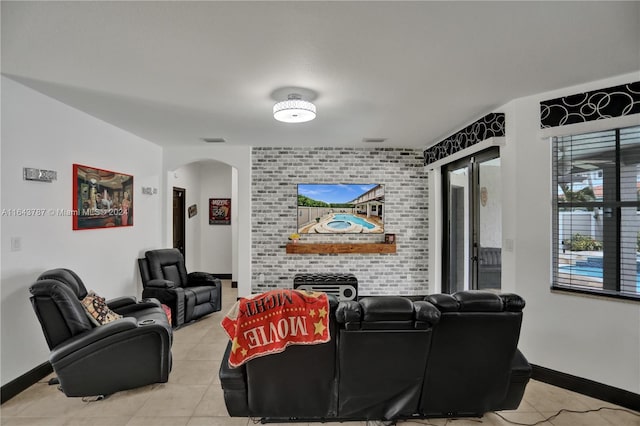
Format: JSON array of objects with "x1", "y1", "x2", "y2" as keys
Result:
[{"x1": 273, "y1": 94, "x2": 316, "y2": 123}]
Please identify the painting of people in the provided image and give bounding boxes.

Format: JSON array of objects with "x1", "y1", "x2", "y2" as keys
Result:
[{"x1": 72, "y1": 164, "x2": 133, "y2": 230}]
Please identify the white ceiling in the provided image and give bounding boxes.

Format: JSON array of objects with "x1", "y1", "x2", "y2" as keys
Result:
[{"x1": 2, "y1": 1, "x2": 639, "y2": 149}]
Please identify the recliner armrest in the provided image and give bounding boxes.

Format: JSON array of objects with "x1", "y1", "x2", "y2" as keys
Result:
[
  {"x1": 360, "y1": 297, "x2": 414, "y2": 322},
  {"x1": 107, "y1": 296, "x2": 137, "y2": 310},
  {"x1": 50, "y1": 317, "x2": 139, "y2": 360},
  {"x1": 146, "y1": 279, "x2": 176, "y2": 289},
  {"x1": 335, "y1": 300, "x2": 361, "y2": 326},
  {"x1": 499, "y1": 349, "x2": 532, "y2": 410},
  {"x1": 500, "y1": 294, "x2": 526, "y2": 312},
  {"x1": 186, "y1": 272, "x2": 220, "y2": 287},
  {"x1": 219, "y1": 341, "x2": 249, "y2": 416},
  {"x1": 510, "y1": 349, "x2": 532, "y2": 375},
  {"x1": 111, "y1": 298, "x2": 162, "y2": 315},
  {"x1": 219, "y1": 341, "x2": 247, "y2": 389},
  {"x1": 413, "y1": 300, "x2": 441, "y2": 326}
]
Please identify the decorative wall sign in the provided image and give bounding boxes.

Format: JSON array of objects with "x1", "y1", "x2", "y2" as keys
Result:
[
  {"x1": 73, "y1": 164, "x2": 133, "y2": 230},
  {"x1": 23, "y1": 167, "x2": 57, "y2": 182},
  {"x1": 188, "y1": 204, "x2": 198, "y2": 218},
  {"x1": 209, "y1": 198, "x2": 231, "y2": 225},
  {"x1": 540, "y1": 81, "x2": 640, "y2": 128},
  {"x1": 424, "y1": 113, "x2": 505, "y2": 166}
]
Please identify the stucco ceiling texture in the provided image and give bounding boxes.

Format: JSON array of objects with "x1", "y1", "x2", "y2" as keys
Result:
[{"x1": 2, "y1": 1, "x2": 639, "y2": 149}]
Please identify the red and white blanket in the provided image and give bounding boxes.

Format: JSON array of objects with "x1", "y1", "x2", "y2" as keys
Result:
[{"x1": 221, "y1": 289, "x2": 330, "y2": 368}]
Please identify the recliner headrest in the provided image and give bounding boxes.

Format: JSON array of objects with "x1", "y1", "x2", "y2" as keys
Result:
[
  {"x1": 29, "y1": 279, "x2": 94, "y2": 347},
  {"x1": 37, "y1": 268, "x2": 88, "y2": 299},
  {"x1": 145, "y1": 248, "x2": 188, "y2": 285},
  {"x1": 425, "y1": 291, "x2": 525, "y2": 313},
  {"x1": 453, "y1": 291, "x2": 504, "y2": 312}
]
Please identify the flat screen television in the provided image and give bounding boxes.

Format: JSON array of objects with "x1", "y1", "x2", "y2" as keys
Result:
[{"x1": 297, "y1": 184, "x2": 384, "y2": 234}]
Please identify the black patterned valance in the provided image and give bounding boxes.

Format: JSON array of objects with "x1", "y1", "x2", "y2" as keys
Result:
[
  {"x1": 424, "y1": 113, "x2": 505, "y2": 166},
  {"x1": 540, "y1": 81, "x2": 640, "y2": 129}
]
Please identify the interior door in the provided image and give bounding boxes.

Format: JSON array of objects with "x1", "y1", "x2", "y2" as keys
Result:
[
  {"x1": 443, "y1": 148, "x2": 501, "y2": 293},
  {"x1": 173, "y1": 187, "x2": 186, "y2": 259}
]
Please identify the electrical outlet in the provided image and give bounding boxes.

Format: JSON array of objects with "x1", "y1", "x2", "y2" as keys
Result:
[{"x1": 259, "y1": 273, "x2": 265, "y2": 283}]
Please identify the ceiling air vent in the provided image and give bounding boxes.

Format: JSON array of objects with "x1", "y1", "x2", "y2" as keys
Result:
[
  {"x1": 362, "y1": 138, "x2": 387, "y2": 143},
  {"x1": 201, "y1": 137, "x2": 226, "y2": 143}
]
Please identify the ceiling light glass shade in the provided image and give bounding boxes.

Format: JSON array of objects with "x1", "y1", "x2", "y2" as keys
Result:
[{"x1": 273, "y1": 95, "x2": 316, "y2": 123}]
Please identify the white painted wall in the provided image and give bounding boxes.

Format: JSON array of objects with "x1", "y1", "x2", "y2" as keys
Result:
[
  {"x1": 501, "y1": 73, "x2": 640, "y2": 394},
  {"x1": 0, "y1": 77, "x2": 164, "y2": 385},
  {"x1": 163, "y1": 146, "x2": 250, "y2": 296},
  {"x1": 198, "y1": 161, "x2": 234, "y2": 275},
  {"x1": 479, "y1": 163, "x2": 501, "y2": 248},
  {"x1": 428, "y1": 72, "x2": 640, "y2": 394}
]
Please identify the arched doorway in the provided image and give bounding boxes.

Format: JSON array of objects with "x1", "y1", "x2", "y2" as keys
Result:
[{"x1": 167, "y1": 159, "x2": 238, "y2": 286}]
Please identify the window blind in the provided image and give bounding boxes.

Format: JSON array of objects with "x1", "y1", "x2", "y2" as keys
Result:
[{"x1": 552, "y1": 125, "x2": 640, "y2": 299}]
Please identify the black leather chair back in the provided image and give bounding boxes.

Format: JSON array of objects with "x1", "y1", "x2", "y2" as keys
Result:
[
  {"x1": 244, "y1": 296, "x2": 339, "y2": 419},
  {"x1": 145, "y1": 248, "x2": 188, "y2": 287},
  {"x1": 29, "y1": 279, "x2": 94, "y2": 350},
  {"x1": 37, "y1": 268, "x2": 89, "y2": 299},
  {"x1": 335, "y1": 297, "x2": 440, "y2": 420},
  {"x1": 138, "y1": 257, "x2": 151, "y2": 285},
  {"x1": 420, "y1": 291, "x2": 524, "y2": 417}
]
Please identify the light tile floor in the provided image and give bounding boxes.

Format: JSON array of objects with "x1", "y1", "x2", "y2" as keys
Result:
[{"x1": 2, "y1": 281, "x2": 638, "y2": 425}]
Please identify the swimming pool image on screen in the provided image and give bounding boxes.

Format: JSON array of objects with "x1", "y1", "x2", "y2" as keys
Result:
[
  {"x1": 328, "y1": 214, "x2": 376, "y2": 230},
  {"x1": 297, "y1": 184, "x2": 384, "y2": 234}
]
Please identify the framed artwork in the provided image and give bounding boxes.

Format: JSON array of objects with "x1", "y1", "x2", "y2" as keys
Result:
[
  {"x1": 188, "y1": 204, "x2": 198, "y2": 218},
  {"x1": 384, "y1": 233, "x2": 396, "y2": 244},
  {"x1": 73, "y1": 164, "x2": 133, "y2": 230},
  {"x1": 209, "y1": 198, "x2": 231, "y2": 225}
]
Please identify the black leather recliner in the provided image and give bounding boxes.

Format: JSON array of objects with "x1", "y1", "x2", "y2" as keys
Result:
[
  {"x1": 420, "y1": 291, "x2": 530, "y2": 417},
  {"x1": 29, "y1": 268, "x2": 172, "y2": 397},
  {"x1": 220, "y1": 295, "x2": 340, "y2": 420},
  {"x1": 335, "y1": 296, "x2": 441, "y2": 420},
  {"x1": 138, "y1": 248, "x2": 222, "y2": 327}
]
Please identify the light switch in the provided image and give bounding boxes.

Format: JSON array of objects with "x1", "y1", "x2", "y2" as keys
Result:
[
  {"x1": 10, "y1": 237, "x2": 21, "y2": 252},
  {"x1": 504, "y1": 238, "x2": 514, "y2": 252}
]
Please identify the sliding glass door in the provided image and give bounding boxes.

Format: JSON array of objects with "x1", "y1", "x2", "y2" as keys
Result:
[{"x1": 443, "y1": 148, "x2": 501, "y2": 293}]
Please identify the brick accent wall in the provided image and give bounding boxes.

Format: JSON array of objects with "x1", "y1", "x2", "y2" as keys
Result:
[{"x1": 251, "y1": 147, "x2": 429, "y2": 296}]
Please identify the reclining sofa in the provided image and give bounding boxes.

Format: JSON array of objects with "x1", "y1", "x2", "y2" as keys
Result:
[{"x1": 219, "y1": 291, "x2": 531, "y2": 422}]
